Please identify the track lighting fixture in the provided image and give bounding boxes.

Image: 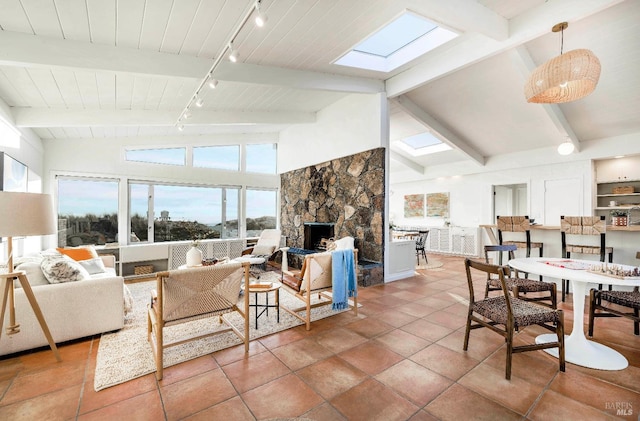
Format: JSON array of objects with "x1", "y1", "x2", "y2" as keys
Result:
[
  {"x1": 228, "y1": 43, "x2": 238, "y2": 63},
  {"x1": 255, "y1": 1, "x2": 267, "y2": 27},
  {"x1": 176, "y1": 2, "x2": 267, "y2": 127}
]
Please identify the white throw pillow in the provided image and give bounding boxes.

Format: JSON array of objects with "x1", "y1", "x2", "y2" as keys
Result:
[
  {"x1": 78, "y1": 258, "x2": 107, "y2": 275},
  {"x1": 15, "y1": 261, "x2": 49, "y2": 287},
  {"x1": 41, "y1": 254, "x2": 91, "y2": 283},
  {"x1": 252, "y1": 245, "x2": 275, "y2": 256}
]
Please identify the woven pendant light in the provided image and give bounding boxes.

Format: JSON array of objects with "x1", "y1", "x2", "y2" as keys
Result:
[{"x1": 525, "y1": 22, "x2": 601, "y2": 104}]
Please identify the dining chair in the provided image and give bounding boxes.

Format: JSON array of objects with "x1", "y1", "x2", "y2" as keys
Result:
[
  {"x1": 147, "y1": 262, "x2": 250, "y2": 380},
  {"x1": 415, "y1": 231, "x2": 429, "y2": 265},
  {"x1": 496, "y1": 216, "x2": 543, "y2": 280},
  {"x1": 560, "y1": 216, "x2": 613, "y2": 301},
  {"x1": 463, "y1": 258, "x2": 565, "y2": 380},
  {"x1": 483, "y1": 244, "x2": 557, "y2": 308},
  {"x1": 588, "y1": 251, "x2": 640, "y2": 336}
]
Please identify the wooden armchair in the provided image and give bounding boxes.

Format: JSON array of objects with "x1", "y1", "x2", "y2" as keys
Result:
[
  {"x1": 464, "y1": 258, "x2": 565, "y2": 380},
  {"x1": 147, "y1": 262, "x2": 250, "y2": 380},
  {"x1": 280, "y1": 249, "x2": 358, "y2": 330}
]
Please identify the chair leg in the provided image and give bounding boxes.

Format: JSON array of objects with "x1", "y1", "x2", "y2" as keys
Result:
[
  {"x1": 463, "y1": 311, "x2": 472, "y2": 351},
  {"x1": 505, "y1": 323, "x2": 514, "y2": 380},
  {"x1": 557, "y1": 310, "x2": 565, "y2": 372},
  {"x1": 634, "y1": 308, "x2": 639, "y2": 336}
]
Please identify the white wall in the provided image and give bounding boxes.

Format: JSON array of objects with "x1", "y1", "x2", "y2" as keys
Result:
[
  {"x1": 390, "y1": 160, "x2": 593, "y2": 230},
  {"x1": 42, "y1": 133, "x2": 280, "y2": 190},
  {"x1": 278, "y1": 93, "x2": 387, "y2": 173}
]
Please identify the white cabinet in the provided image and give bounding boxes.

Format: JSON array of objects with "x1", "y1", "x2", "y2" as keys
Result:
[
  {"x1": 596, "y1": 156, "x2": 640, "y2": 182},
  {"x1": 451, "y1": 227, "x2": 481, "y2": 256},
  {"x1": 427, "y1": 228, "x2": 450, "y2": 253},
  {"x1": 426, "y1": 227, "x2": 479, "y2": 256}
]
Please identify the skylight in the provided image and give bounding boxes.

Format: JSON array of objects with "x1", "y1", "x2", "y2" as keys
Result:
[
  {"x1": 393, "y1": 132, "x2": 452, "y2": 157},
  {"x1": 335, "y1": 11, "x2": 458, "y2": 73}
]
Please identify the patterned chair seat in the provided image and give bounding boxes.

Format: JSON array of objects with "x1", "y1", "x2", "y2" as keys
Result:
[
  {"x1": 487, "y1": 277, "x2": 556, "y2": 294},
  {"x1": 597, "y1": 290, "x2": 640, "y2": 309},
  {"x1": 589, "y1": 286, "x2": 639, "y2": 337},
  {"x1": 473, "y1": 296, "x2": 561, "y2": 327}
]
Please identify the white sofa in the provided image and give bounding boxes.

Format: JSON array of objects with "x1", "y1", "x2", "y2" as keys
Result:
[{"x1": 0, "y1": 254, "x2": 126, "y2": 356}]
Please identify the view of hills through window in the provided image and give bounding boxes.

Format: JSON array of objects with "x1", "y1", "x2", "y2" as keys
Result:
[{"x1": 58, "y1": 178, "x2": 277, "y2": 246}]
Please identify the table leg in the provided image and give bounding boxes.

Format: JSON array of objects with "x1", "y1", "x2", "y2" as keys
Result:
[{"x1": 536, "y1": 280, "x2": 627, "y2": 370}]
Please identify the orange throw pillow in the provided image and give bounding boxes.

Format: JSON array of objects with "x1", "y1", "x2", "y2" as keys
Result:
[{"x1": 57, "y1": 247, "x2": 95, "y2": 261}]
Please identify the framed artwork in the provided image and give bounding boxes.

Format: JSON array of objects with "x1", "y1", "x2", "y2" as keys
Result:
[
  {"x1": 1, "y1": 152, "x2": 28, "y2": 192},
  {"x1": 404, "y1": 194, "x2": 424, "y2": 218},
  {"x1": 426, "y1": 192, "x2": 450, "y2": 218}
]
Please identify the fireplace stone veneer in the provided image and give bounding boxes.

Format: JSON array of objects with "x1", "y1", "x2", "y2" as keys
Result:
[{"x1": 280, "y1": 148, "x2": 385, "y2": 286}]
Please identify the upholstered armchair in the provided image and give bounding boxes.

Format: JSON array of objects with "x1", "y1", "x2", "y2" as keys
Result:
[
  {"x1": 236, "y1": 229, "x2": 282, "y2": 269},
  {"x1": 147, "y1": 262, "x2": 250, "y2": 380}
]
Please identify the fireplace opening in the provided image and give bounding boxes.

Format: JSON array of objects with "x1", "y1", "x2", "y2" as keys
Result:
[{"x1": 304, "y1": 222, "x2": 335, "y2": 251}]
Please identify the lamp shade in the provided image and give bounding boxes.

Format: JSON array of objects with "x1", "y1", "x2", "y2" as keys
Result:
[
  {"x1": 525, "y1": 49, "x2": 601, "y2": 103},
  {"x1": 0, "y1": 192, "x2": 56, "y2": 237}
]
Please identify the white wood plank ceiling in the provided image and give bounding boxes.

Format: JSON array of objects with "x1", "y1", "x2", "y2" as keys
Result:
[{"x1": 0, "y1": 0, "x2": 637, "y2": 177}]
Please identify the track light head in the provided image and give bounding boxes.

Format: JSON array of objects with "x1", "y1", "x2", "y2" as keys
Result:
[
  {"x1": 255, "y1": 1, "x2": 267, "y2": 27},
  {"x1": 177, "y1": 124, "x2": 184, "y2": 132},
  {"x1": 208, "y1": 79, "x2": 218, "y2": 89},
  {"x1": 228, "y1": 42, "x2": 239, "y2": 62},
  {"x1": 183, "y1": 110, "x2": 192, "y2": 119},
  {"x1": 195, "y1": 97, "x2": 204, "y2": 107},
  {"x1": 255, "y1": 12, "x2": 267, "y2": 27}
]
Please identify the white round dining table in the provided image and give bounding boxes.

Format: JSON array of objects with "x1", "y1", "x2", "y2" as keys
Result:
[{"x1": 508, "y1": 257, "x2": 640, "y2": 370}]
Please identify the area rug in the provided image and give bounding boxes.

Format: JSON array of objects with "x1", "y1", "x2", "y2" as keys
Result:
[
  {"x1": 416, "y1": 259, "x2": 444, "y2": 270},
  {"x1": 94, "y1": 272, "x2": 352, "y2": 391}
]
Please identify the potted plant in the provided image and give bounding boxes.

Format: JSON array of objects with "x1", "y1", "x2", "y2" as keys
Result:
[{"x1": 610, "y1": 209, "x2": 628, "y2": 226}]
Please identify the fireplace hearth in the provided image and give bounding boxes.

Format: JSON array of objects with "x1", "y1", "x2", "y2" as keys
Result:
[{"x1": 304, "y1": 222, "x2": 334, "y2": 251}]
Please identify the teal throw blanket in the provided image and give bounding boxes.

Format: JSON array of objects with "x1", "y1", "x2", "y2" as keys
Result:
[{"x1": 332, "y1": 249, "x2": 357, "y2": 310}]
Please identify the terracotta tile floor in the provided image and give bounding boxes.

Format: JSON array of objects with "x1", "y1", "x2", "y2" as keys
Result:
[{"x1": 0, "y1": 254, "x2": 639, "y2": 420}]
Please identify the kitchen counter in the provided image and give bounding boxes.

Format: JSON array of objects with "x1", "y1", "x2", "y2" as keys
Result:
[{"x1": 480, "y1": 224, "x2": 640, "y2": 265}]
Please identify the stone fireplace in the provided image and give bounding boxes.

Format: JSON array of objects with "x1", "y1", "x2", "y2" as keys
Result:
[{"x1": 280, "y1": 147, "x2": 385, "y2": 286}]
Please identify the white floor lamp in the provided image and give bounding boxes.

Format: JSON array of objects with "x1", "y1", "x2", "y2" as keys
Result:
[{"x1": 0, "y1": 192, "x2": 61, "y2": 361}]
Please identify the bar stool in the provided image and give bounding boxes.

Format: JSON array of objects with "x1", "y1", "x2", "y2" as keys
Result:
[
  {"x1": 496, "y1": 216, "x2": 543, "y2": 280},
  {"x1": 560, "y1": 215, "x2": 613, "y2": 302}
]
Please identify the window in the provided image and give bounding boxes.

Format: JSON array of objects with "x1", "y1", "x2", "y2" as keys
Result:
[
  {"x1": 193, "y1": 145, "x2": 239, "y2": 171},
  {"x1": 334, "y1": 12, "x2": 458, "y2": 73},
  {"x1": 129, "y1": 182, "x2": 240, "y2": 243},
  {"x1": 393, "y1": 132, "x2": 451, "y2": 156},
  {"x1": 57, "y1": 177, "x2": 119, "y2": 246},
  {"x1": 129, "y1": 184, "x2": 149, "y2": 242},
  {"x1": 246, "y1": 189, "x2": 277, "y2": 237},
  {"x1": 246, "y1": 143, "x2": 277, "y2": 174},
  {"x1": 125, "y1": 147, "x2": 186, "y2": 165}
]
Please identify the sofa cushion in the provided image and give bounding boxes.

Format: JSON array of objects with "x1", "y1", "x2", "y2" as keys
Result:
[
  {"x1": 78, "y1": 258, "x2": 107, "y2": 275},
  {"x1": 56, "y1": 247, "x2": 96, "y2": 261},
  {"x1": 41, "y1": 254, "x2": 91, "y2": 283},
  {"x1": 14, "y1": 261, "x2": 49, "y2": 287}
]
